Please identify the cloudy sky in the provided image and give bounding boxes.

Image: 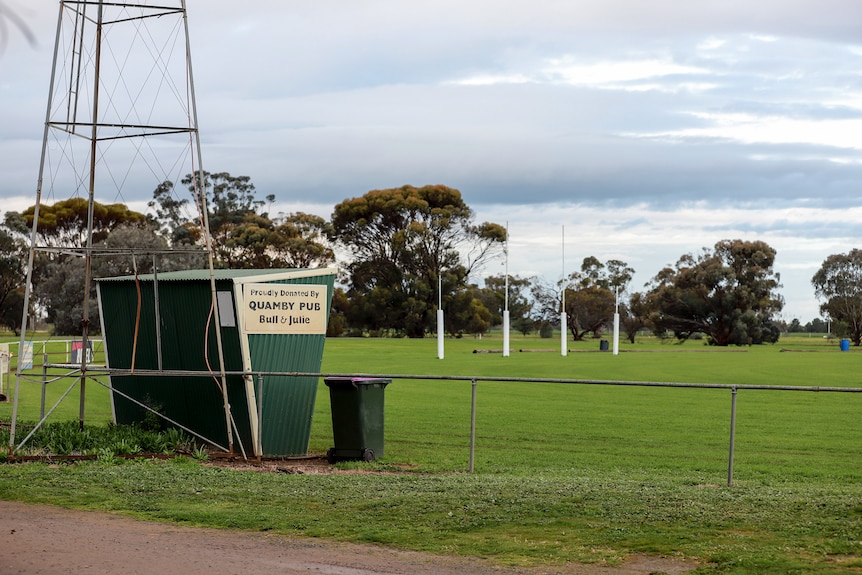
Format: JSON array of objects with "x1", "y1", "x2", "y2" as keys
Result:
[{"x1": 2, "y1": 0, "x2": 862, "y2": 322}]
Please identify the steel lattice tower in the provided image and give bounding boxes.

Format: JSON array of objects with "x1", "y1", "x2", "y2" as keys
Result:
[{"x1": 9, "y1": 1, "x2": 233, "y2": 454}]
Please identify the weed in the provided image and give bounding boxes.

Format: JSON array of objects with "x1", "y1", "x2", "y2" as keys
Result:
[
  {"x1": 0, "y1": 421, "x2": 194, "y2": 458},
  {"x1": 108, "y1": 439, "x2": 141, "y2": 456},
  {"x1": 191, "y1": 445, "x2": 209, "y2": 461},
  {"x1": 95, "y1": 448, "x2": 121, "y2": 465},
  {"x1": 161, "y1": 428, "x2": 193, "y2": 453},
  {"x1": 140, "y1": 395, "x2": 165, "y2": 432}
]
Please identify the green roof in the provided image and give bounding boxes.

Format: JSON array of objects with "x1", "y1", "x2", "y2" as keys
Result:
[{"x1": 96, "y1": 267, "x2": 337, "y2": 283}]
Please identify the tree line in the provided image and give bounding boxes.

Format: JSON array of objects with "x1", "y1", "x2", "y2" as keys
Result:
[{"x1": 0, "y1": 173, "x2": 858, "y2": 345}]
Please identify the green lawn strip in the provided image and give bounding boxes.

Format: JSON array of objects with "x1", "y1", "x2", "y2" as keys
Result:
[
  {"x1": 1, "y1": 459, "x2": 860, "y2": 573},
  {"x1": 310, "y1": 375, "x2": 860, "y2": 480}
]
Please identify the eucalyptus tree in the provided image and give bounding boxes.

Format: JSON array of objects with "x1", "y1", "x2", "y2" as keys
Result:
[
  {"x1": 531, "y1": 257, "x2": 634, "y2": 341},
  {"x1": 4, "y1": 201, "x2": 154, "y2": 335},
  {"x1": 620, "y1": 291, "x2": 650, "y2": 344},
  {"x1": 38, "y1": 224, "x2": 201, "y2": 335},
  {"x1": 646, "y1": 239, "x2": 783, "y2": 346},
  {"x1": 5, "y1": 198, "x2": 147, "y2": 248},
  {"x1": 0, "y1": 229, "x2": 26, "y2": 333},
  {"x1": 812, "y1": 249, "x2": 862, "y2": 345},
  {"x1": 330, "y1": 184, "x2": 506, "y2": 337},
  {"x1": 149, "y1": 173, "x2": 333, "y2": 270},
  {"x1": 270, "y1": 212, "x2": 335, "y2": 269},
  {"x1": 483, "y1": 274, "x2": 534, "y2": 328}
]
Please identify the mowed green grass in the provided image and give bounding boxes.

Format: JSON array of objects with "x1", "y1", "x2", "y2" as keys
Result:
[
  {"x1": 310, "y1": 334, "x2": 862, "y2": 480},
  {"x1": 3, "y1": 332, "x2": 861, "y2": 480},
  {"x1": 3, "y1": 333, "x2": 862, "y2": 573},
  {"x1": 0, "y1": 337, "x2": 114, "y2": 425}
]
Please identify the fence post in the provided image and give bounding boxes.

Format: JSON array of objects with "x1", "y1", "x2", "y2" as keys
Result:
[
  {"x1": 257, "y1": 373, "x2": 264, "y2": 459},
  {"x1": 40, "y1": 350, "x2": 48, "y2": 420},
  {"x1": 728, "y1": 386, "x2": 738, "y2": 487},
  {"x1": 469, "y1": 378, "x2": 477, "y2": 473}
]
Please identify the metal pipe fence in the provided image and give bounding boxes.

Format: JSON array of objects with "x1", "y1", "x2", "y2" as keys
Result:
[
  {"x1": 1, "y1": 339, "x2": 105, "y2": 398},
  {"x1": 10, "y1": 365, "x2": 862, "y2": 486},
  {"x1": 99, "y1": 369, "x2": 862, "y2": 485},
  {"x1": 300, "y1": 372, "x2": 862, "y2": 486}
]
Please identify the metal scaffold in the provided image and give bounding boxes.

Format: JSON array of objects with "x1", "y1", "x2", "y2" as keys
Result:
[{"x1": 9, "y1": 1, "x2": 233, "y2": 455}]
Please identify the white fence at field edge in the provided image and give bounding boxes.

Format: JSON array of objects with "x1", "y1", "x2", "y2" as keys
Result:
[{"x1": 0, "y1": 339, "x2": 105, "y2": 398}]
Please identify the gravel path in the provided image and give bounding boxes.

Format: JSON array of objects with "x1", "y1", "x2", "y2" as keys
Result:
[{"x1": 0, "y1": 500, "x2": 698, "y2": 575}]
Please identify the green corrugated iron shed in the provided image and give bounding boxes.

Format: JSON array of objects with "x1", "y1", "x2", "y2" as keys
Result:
[{"x1": 96, "y1": 268, "x2": 337, "y2": 457}]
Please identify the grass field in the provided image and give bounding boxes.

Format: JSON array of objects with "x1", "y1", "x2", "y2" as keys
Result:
[{"x1": 2, "y1": 332, "x2": 862, "y2": 573}]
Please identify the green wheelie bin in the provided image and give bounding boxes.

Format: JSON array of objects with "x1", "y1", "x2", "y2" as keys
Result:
[{"x1": 325, "y1": 377, "x2": 390, "y2": 463}]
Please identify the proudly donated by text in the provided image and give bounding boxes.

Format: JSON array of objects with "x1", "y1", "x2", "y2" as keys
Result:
[{"x1": 243, "y1": 283, "x2": 327, "y2": 334}]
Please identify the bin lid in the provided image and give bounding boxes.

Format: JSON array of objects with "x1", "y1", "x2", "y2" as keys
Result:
[{"x1": 325, "y1": 377, "x2": 391, "y2": 389}]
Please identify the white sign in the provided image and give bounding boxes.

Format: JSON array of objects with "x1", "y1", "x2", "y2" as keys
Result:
[
  {"x1": 20, "y1": 342, "x2": 33, "y2": 370},
  {"x1": 0, "y1": 343, "x2": 8, "y2": 375},
  {"x1": 242, "y1": 283, "x2": 328, "y2": 335}
]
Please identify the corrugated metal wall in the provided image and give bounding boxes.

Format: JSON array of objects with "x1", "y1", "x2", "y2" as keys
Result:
[
  {"x1": 247, "y1": 273, "x2": 335, "y2": 456},
  {"x1": 98, "y1": 278, "x2": 252, "y2": 452},
  {"x1": 98, "y1": 269, "x2": 336, "y2": 457}
]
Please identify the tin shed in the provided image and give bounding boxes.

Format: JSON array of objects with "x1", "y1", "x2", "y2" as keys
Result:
[{"x1": 96, "y1": 268, "x2": 337, "y2": 457}]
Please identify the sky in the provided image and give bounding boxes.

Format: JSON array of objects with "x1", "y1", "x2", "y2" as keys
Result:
[{"x1": 2, "y1": 0, "x2": 862, "y2": 323}]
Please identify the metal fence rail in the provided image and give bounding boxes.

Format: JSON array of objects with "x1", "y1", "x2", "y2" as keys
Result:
[
  {"x1": 11, "y1": 365, "x2": 862, "y2": 485},
  {"x1": 298, "y1": 372, "x2": 862, "y2": 485},
  {"x1": 1, "y1": 340, "x2": 105, "y2": 415},
  {"x1": 103, "y1": 369, "x2": 862, "y2": 485}
]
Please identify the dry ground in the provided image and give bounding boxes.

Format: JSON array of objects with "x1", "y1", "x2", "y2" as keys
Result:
[{"x1": 0, "y1": 458, "x2": 700, "y2": 574}]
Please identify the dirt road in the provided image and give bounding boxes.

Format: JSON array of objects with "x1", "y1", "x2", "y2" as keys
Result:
[{"x1": 0, "y1": 501, "x2": 697, "y2": 575}]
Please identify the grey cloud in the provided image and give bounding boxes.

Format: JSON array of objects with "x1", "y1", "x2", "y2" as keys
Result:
[
  {"x1": 3, "y1": 0, "x2": 862, "y2": 321},
  {"x1": 703, "y1": 219, "x2": 862, "y2": 240}
]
